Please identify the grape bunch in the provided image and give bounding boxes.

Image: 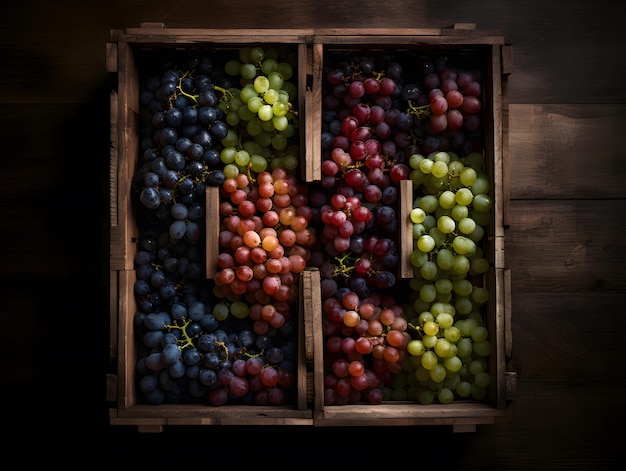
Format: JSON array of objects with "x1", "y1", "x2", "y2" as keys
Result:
[
  {"x1": 398, "y1": 150, "x2": 493, "y2": 404},
  {"x1": 130, "y1": 46, "x2": 307, "y2": 406},
  {"x1": 311, "y1": 50, "x2": 493, "y2": 405}
]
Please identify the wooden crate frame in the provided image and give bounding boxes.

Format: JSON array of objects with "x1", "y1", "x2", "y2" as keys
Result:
[{"x1": 107, "y1": 23, "x2": 514, "y2": 433}]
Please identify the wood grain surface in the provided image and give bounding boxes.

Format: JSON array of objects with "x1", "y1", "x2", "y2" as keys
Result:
[{"x1": 0, "y1": 0, "x2": 623, "y2": 469}]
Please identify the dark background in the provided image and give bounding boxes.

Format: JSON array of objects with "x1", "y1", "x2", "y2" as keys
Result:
[{"x1": 1, "y1": 0, "x2": 624, "y2": 468}]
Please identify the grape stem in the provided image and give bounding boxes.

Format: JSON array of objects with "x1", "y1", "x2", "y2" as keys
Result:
[{"x1": 164, "y1": 317, "x2": 196, "y2": 350}]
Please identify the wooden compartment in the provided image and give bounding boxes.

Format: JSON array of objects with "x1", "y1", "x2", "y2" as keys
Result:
[
  {"x1": 304, "y1": 26, "x2": 514, "y2": 431},
  {"x1": 107, "y1": 23, "x2": 515, "y2": 432},
  {"x1": 107, "y1": 24, "x2": 316, "y2": 431}
]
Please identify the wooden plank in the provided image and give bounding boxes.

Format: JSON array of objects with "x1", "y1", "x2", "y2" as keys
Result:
[
  {"x1": 509, "y1": 104, "x2": 626, "y2": 199},
  {"x1": 506, "y1": 199, "x2": 626, "y2": 292},
  {"x1": 398, "y1": 179, "x2": 414, "y2": 279},
  {"x1": 305, "y1": 42, "x2": 323, "y2": 182},
  {"x1": 509, "y1": 291, "x2": 626, "y2": 381},
  {"x1": 205, "y1": 186, "x2": 219, "y2": 279}
]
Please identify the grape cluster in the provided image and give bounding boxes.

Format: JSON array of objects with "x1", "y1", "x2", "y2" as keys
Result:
[
  {"x1": 401, "y1": 150, "x2": 493, "y2": 404},
  {"x1": 131, "y1": 46, "x2": 306, "y2": 406},
  {"x1": 310, "y1": 50, "x2": 493, "y2": 405}
]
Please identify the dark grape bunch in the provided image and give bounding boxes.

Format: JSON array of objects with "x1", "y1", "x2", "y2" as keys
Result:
[
  {"x1": 309, "y1": 50, "x2": 491, "y2": 405},
  {"x1": 131, "y1": 46, "x2": 305, "y2": 406}
]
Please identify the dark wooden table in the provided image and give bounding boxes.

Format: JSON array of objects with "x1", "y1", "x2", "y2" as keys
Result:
[{"x1": 1, "y1": 1, "x2": 623, "y2": 469}]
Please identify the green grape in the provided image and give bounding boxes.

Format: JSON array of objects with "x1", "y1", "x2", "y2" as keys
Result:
[
  {"x1": 429, "y1": 175, "x2": 448, "y2": 190},
  {"x1": 460, "y1": 167, "x2": 478, "y2": 186},
  {"x1": 421, "y1": 350, "x2": 438, "y2": 370},
  {"x1": 458, "y1": 318, "x2": 478, "y2": 336},
  {"x1": 475, "y1": 371, "x2": 491, "y2": 388},
  {"x1": 451, "y1": 204, "x2": 469, "y2": 221},
  {"x1": 272, "y1": 115, "x2": 288, "y2": 131},
  {"x1": 422, "y1": 335, "x2": 437, "y2": 350},
  {"x1": 431, "y1": 160, "x2": 448, "y2": 178},
  {"x1": 271, "y1": 133, "x2": 287, "y2": 150},
  {"x1": 415, "y1": 366, "x2": 430, "y2": 384},
  {"x1": 436, "y1": 248, "x2": 454, "y2": 271},
  {"x1": 277, "y1": 62, "x2": 293, "y2": 80},
  {"x1": 468, "y1": 359, "x2": 485, "y2": 375},
  {"x1": 419, "y1": 283, "x2": 437, "y2": 303},
  {"x1": 410, "y1": 249, "x2": 428, "y2": 267},
  {"x1": 247, "y1": 96, "x2": 263, "y2": 113},
  {"x1": 444, "y1": 326, "x2": 461, "y2": 343},
  {"x1": 452, "y1": 279, "x2": 473, "y2": 296},
  {"x1": 456, "y1": 381, "x2": 472, "y2": 398},
  {"x1": 277, "y1": 89, "x2": 290, "y2": 103},
  {"x1": 229, "y1": 301, "x2": 250, "y2": 319},
  {"x1": 472, "y1": 287, "x2": 490, "y2": 304},
  {"x1": 437, "y1": 215, "x2": 456, "y2": 234},
  {"x1": 473, "y1": 195, "x2": 493, "y2": 214},
  {"x1": 436, "y1": 291, "x2": 452, "y2": 303},
  {"x1": 413, "y1": 297, "x2": 431, "y2": 314},
  {"x1": 438, "y1": 190, "x2": 456, "y2": 209},
  {"x1": 410, "y1": 207, "x2": 426, "y2": 224},
  {"x1": 455, "y1": 296, "x2": 473, "y2": 315},
  {"x1": 250, "y1": 46, "x2": 264, "y2": 63},
  {"x1": 470, "y1": 257, "x2": 489, "y2": 274},
  {"x1": 451, "y1": 235, "x2": 471, "y2": 254},
  {"x1": 429, "y1": 364, "x2": 447, "y2": 382},
  {"x1": 448, "y1": 160, "x2": 464, "y2": 177},
  {"x1": 263, "y1": 89, "x2": 279, "y2": 105},
  {"x1": 225, "y1": 59, "x2": 241, "y2": 76},
  {"x1": 434, "y1": 278, "x2": 453, "y2": 295},
  {"x1": 247, "y1": 117, "x2": 265, "y2": 137},
  {"x1": 272, "y1": 101, "x2": 288, "y2": 117},
  {"x1": 268, "y1": 71, "x2": 284, "y2": 90},
  {"x1": 419, "y1": 389, "x2": 435, "y2": 404},
  {"x1": 238, "y1": 105, "x2": 256, "y2": 122},
  {"x1": 213, "y1": 302, "x2": 230, "y2": 321},
  {"x1": 464, "y1": 151, "x2": 483, "y2": 170},
  {"x1": 458, "y1": 217, "x2": 476, "y2": 235},
  {"x1": 436, "y1": 312, "x2": 454, "y2": 329},
  {"x1": 223, "y1": 163, "x2": 239, "y2": 179},
  {"x1": 473, "y1": 340, "x2": 492, "y2": 357},
  {"x1": 221, "y1": 129, "x2": 239, "y2": 147},
  {"x1": 455, "y1": 187, "x2": 474, "y2": 206},
  {"x1": 420, "y1": 260, "x2": 439, "y2": 280},
  {"x1": 409, "y1": 153, "x2": 425, "y2": 169},
  {"x1": 253, "y1": 75, "x2": 270, "y2": 94},
  {"x1": 457, "y1": 338, "x2": 473, "y2": 358},
  {"x1": 468, "y1": 224, "x2": 485, "y2": 242},
  {"x1": 419, "y1": 194, "x2": 438, "y2": 212},
  {"x1": 220, "y1": 147, "x2": 237, "y2": 164},
  {"x1": 240, "y1": 63, "x2": 257, "y2": 80},
  {"x1": 234, "y1": 149, "x2": 251, "y2": 167},
  {"x1": 418, "y1": 311, "x2": 434, "y2": 324},
  {"x1": 226, "y1": 110, "x2": 240, "y2": 126},
  {"x1": 261, "y1": 58, "x2": 279, "y2": 74},
  {"x1": 239, "y1": 84, "x2": 257, "y2": 104},
  {"x1": 410, "y1": 169, "x2": 426, "y2": 186},
  {"x1": 423, "y1": 320, "x2": 439, "y2": 336},
  {"x1": 261, "y1": 119, "x2": 275, "y2": 132},
  {"x1": 407, "y1": 339, "x2": 426, "y2": 356},
  {"x1": 257, "y1": 104, "x2": 274, "y2": 121},
  {"x1": 443, "y1": 355, "x2": 462, "y2": 373},
  {"x1": 472, "y1": 175, "x2": 490, "y2": 195},
  {"x1": 419, "y1": 158, "x2": 434, "y2": 174},
  {"x1": 417, "y1": 234, "x2": 435, "y2": 252},
  {"x1": 434, "y1": 338, "x2": 453, "y2": 358},
  {"x1": 250, "y1": 154, "x2": 268, "y2": 173}
]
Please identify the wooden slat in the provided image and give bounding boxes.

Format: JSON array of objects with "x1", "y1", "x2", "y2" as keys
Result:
[
  {"x1": 398, "y1": 179, "x2": 414, "y2": 279},
  {"x1": 305, "y1": 42, "x2": 323, "y2": 182},
  {"x1": 509, "y1": 104, "x2": 626, "y2": 199},
  {"x1": 506, "y1": 199, "x2": 626, "y2": 293},
  {"x1": 205, "y1": 186, "x2": 219, "y2": 279}
]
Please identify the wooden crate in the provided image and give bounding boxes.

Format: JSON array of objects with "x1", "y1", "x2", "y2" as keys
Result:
[{"x1": 107, "y1": 23, "x2": 515, "y2": 432}]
